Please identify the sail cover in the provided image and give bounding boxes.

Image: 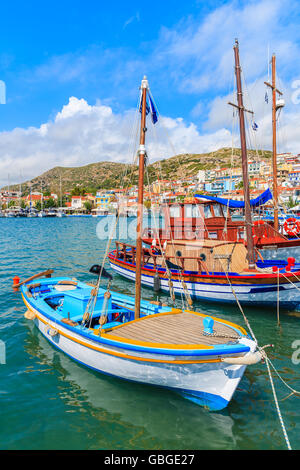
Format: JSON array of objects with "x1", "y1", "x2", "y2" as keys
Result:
[{"x1": 195, "y1": 188, "x2": 272, "y2": 209}]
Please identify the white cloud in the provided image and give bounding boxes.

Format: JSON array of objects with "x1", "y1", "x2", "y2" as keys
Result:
[
  {"x1": 153, "y1": 0, "x2": 300, "y2": 95},
  {"x1": 0, "y1": 96, "x2": 233, "y2": 187},
  {"x1": 2, "y1": 0, "x2": 300, "y2": 188}
]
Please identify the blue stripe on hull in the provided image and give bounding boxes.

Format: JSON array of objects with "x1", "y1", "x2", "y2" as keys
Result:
[
  {"x1": 179, "y1": 390, "x2": 228, "y2": 411},
  {"x1": 109, "y1": 259, "x2": 300, "y2": 311}
]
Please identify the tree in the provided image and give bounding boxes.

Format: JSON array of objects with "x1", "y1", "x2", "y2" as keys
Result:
[
  {"x1": 84, "y1": 201, "x2": 92, "y2": 213},
  {"x1": 45, "y1": 198, "x2": 57, "y2": 208},
  {"x1": 287, "y1": 196, "x2": 296, "y2": 209},
  {"x1": 72, "y1": 187, "x2": 86, "y2": 196},
  {"x1": 35, "y1": 201, "x2": 41, "y2": 211}
]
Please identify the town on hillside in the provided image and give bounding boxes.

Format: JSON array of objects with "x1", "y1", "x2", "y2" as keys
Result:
[{"x1": 1, "y1": 152, "x2": 300, "y2": 216}]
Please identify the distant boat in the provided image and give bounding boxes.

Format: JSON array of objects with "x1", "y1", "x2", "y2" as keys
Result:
[
  {"x1": 27, "y1": 211, "x2": 38, "y2": 218},
  {"x1": 56, "y1": 211, "x2": 66, "y2": 218},
  {"x1": 5, "y1": 211, "x2": 15, "y2": 218},
  {"x1": 46, "y1": 209, "x2": 58, "y2": 217},
  {"x1": 38, "y1": 211, "x2": 47, "y2": 218}
]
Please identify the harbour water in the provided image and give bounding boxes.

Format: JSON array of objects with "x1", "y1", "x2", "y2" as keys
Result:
[{"x1": 0, "y1": 217, "x2": 300, "y2": 450}]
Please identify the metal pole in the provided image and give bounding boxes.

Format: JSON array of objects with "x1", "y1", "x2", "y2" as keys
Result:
[{"x1": 272, "y1": 54, "x2": 279, "y2": 232}]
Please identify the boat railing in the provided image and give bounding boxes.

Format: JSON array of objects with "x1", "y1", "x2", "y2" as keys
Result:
[{"x1": 114, "y1": 241, "x2": 209, "y2": 273}]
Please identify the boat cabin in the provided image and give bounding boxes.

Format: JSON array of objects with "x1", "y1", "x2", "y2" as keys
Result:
[{"x1": 143, "y1": 200, "x2": 246, "y2": 244}]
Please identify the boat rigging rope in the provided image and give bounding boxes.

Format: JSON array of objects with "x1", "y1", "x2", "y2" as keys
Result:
[
  {"x1": 145, "y1": 138, "x2": 189, "y2": 310},
  {"x1": 84, "y1": 94, "x2": 143, "y2": 326},
  {"x1": 145, "y1": 89, "x2": 193, "y2": 310}
]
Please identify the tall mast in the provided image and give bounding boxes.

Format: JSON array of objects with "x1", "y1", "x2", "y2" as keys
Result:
[
  {"x1": 60, "y1": 174, "x2": 62, "y2": 208},
  {"x1": 134, "y1": 76, "x2": 148, "y2": 319},
  {"x1": 41, "y1": 181, "x2": 43, "y2": 211},
  {"x1": 264, "y1": 54, "x2": 282, "y2": 232},
  {"x1": 233, "y1": 39, "x2": 255, "y2": 268}
]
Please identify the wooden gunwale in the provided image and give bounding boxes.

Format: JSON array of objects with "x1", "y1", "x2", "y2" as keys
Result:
[{"x1": 21, "y1": 294, "x2": 233, "y2": 362}]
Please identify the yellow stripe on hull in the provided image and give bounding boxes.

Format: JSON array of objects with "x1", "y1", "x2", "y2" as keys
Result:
[{"x1": 21, "y1": 294, "x2": 223, "y2": 365}]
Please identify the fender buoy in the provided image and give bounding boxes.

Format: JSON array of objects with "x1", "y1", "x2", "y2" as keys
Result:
[
  {"x1": 284, "y1": 218, "x2": 300, "y2": 237},
  {"x1": 252, "y1": 220, "x2": 267, "y2": 241}
]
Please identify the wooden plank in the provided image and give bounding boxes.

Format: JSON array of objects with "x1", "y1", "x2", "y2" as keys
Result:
[{"x1": 110, "y1": 312, "x2": 239, "y2": 345}]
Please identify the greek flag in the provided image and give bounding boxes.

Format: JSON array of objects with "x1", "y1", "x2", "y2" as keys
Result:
[
  {"x1": 265, "y1": 91, "x2": 269, "y2": 104},
  {"x1": 139, "y1": 95, "x2": 150, "y2": 115},
  {"x1": 139, "y1": 93, "x2": 158, "y2": 124},
  {"x1": 252, "y1": 122, "x2": 258, "y2": 131},
  {"x1": 148, "y1": 95, "x2": 158, "y2": 124}
]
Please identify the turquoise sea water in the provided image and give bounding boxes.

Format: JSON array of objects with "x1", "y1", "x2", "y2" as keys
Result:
[{"x1": 0, "y1": 217, "x2": 300, "y2": 450}]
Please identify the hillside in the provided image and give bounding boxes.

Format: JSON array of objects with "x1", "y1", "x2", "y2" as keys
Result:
[{"x1": 4, "y1": 147, "x2": 272, "y2": 195}]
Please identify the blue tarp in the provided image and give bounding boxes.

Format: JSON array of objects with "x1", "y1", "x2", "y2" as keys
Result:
[{"x1": 195, "y1": 188, "x2": 273, "y2": 209}]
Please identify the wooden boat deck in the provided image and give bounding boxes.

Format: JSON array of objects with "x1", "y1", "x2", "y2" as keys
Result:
[{"x1": 104, "y1": 312, "x2": 240, "y2": 346}]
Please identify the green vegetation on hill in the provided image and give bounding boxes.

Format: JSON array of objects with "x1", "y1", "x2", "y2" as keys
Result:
[{"x1": 4, "y1": 147, "x2": 272, "y2": 195}]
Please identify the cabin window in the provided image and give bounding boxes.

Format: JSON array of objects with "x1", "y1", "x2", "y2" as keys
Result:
[
  {"x1": 208, "y1": 232, "x2": 218, "y2": 239},
  {"x1": 213, "y1": 204, "x2": 223, "y2": 217},
  {"x1": 203, "y1": 204, "x2": 212, "y2": 218},
  {"x1": 169, "y1": 206, "x2": 181, "y2": 218},
  {"x1": 185, "y1": 204, "x2": 200, "y2": 218}
]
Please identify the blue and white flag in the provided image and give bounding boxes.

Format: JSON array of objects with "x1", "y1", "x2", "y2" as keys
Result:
[
  {"x1": 139, "y1": 94, "x2": 150, "y2": 115},
  {"x1": 148, "y1": 95, "x2": 158, "y2": 124},
  {"x1": 139, "y1": 93, "x2": 158, "y2": 124},
  {"x1": 265, "y1": 91, "x2": 269, "y2": 104},
  {"x1": 252, "y1": 121, "x2": 258, "y2": 131}
]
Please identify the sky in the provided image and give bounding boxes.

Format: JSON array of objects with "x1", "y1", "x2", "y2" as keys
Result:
[{"x1": 1, "y1": 0, "x2": 300, "y2": 187}]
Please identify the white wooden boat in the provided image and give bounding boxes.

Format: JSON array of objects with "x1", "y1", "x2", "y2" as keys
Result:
[
  {"x1": 15, "y1": 71, "x2": 262, "y2": 411},
  {"x1": 19, "y1": 276, "x2": 258, "y2": 411}
]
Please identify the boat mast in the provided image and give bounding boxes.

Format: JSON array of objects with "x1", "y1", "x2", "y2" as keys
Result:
[
  {"x1": 134, "y1": 76, "x2": 148, "y2": 319},
  {"x1": 41, "y1": 181, "x2": 43, "y2": 211},
  {"x1": 60, "y1": 174, "x2": 62, "y2": 208},
  {"x1": 233, "y1": 39, "x2": 255, "y2": 268},
  {"x1": 264, "y1": 54, "x2": 282, "y2": 232}
]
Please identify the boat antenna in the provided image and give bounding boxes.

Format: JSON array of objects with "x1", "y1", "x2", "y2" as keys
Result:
[
  {"x1": 135, "y1": 75, "x2": 148, "y2": 319},
  {"x1": 230, "y1": 39, "x2": 255, "y2": 268},
  {"x1": 264, "y1": 54, "x2": 283, "y2": 232}
]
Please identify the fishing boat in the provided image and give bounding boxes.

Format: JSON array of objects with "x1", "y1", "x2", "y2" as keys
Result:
[
  {"x1": 17, "y1": 274, "x2": 259, "y2": 410},
  {"x1": 38, "y1": 210, "x2": 47, "y2": 218},
  {"x1": 140, "y1": 55, "x2": 300, "y2": 255},
  {"x1": 14, "y1": 70, "x2": 261, "y2": 411},
  {"x1": 109, "y1": 40, "x2": 300, "y2": 311},
  {"x1": 139, "y1": 52, "x2": 300, "y2": 255}
]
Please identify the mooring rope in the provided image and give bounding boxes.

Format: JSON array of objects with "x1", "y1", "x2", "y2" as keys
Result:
[
  {"x1": 265, "y1": 356, "x2": 292, "y2": 450},
  {"x1": 221, "y1": 263, "x2": 294, "y2": 450}
]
